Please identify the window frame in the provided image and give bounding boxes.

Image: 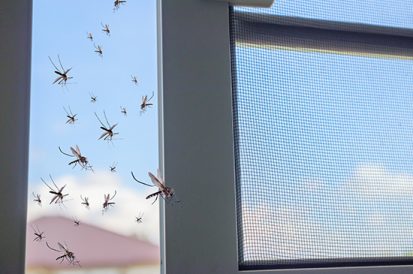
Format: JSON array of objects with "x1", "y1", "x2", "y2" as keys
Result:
[
  {"x1": 0, "y1": 0, "x2": 32, "y2": 272},
  {"x1": 158, "y1": 0, "x2": 413, "y2": 273}
]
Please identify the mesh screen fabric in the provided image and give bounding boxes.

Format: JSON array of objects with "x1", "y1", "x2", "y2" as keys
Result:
[
  {"x1": 231, "y1": 7, "x2": 413, "y2": 270},
  {"x1": 236, "y1": 1, "x2": 413, "y2": 29}
]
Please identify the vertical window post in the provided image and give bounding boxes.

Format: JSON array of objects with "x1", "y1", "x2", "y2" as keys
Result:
[{"x1": 0, "y1": 0, "x2": 32, "y2": 271}]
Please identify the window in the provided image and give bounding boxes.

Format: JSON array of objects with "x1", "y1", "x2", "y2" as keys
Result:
[
  {"x1": 159, "y1": 0, "x2": 413, "y2": 273},
  {"x1": 3, "y1": 0, "x2": 413, "y2": 273}
]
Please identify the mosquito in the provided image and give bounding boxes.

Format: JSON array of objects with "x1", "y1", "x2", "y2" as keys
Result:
[
  {"x1": 95, "y1": 112, "x2": 119, "y2": 141},
  {"x1": 131, "y1": 75, "x2": 138, "y2": 85},
  {"x1": 63, "y1": 106, "x2": 77, "y2": 124},
  {"x1": 131, "y1": 170, "x2": 175, "y2": 204},
  {"x1": 31, "y1": 225, "x2": 45, "y2": 242},
  {"x1": 102, "y1": 191, "x2": 117, "y2": 212},
  {"x1": 59, "y1": 145, "x2": 92, "y2": 170},
  {"x1": 90, "y1": 92, "x2": 97, "y2": 103},
  {"x1": 80, "y1": 195, "x2": 90, "y2": 209},
  {"x1": 46, "y1": 242, "x2": 80, "y2": 266},
  {"x1": 73, "y1": 217, "x2": 80, "y2": 226},
  {"x1": 110, "y1": 162, "x2": 117, "y2": 173},
  {"x1": 49, "y1": 55, "x2": 73, "y2": 85},
  {"x1": 87, "y1": 32, "x2": 93, "y2": 41},
  {"x1": 135, "y1": 212, "x2": 144, "y2": 223},
  {"x1": 120, "y1": 106, "x2": 127, "y2": 116},
  {"x1": 101, "y1": 23, "x2": 110, "y2": 35},
  {"x1": 114, "y1": 0, "x2": 126, "y2": 10},
  {"x1": 146, "y1": 170, "x2": 175, "y2": 204},
  {"x1": 42, "y1": 175, "x2": 68, "y2": 205},
  {"x1": 94, "y1": 44, "x2": 103, "y2": 57},
  {"x1": 140, "y1": 92, "x2": 154, "y2": 113},
  {"x1": 32, "y1": 192, "x2": 42, "y2": 206}
]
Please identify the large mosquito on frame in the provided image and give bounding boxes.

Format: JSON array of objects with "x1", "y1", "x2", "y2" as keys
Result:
[
  {"x1": 59, "y1": 145, "x2": 92, "y2": 170},
  {"x1": 131, "y1": 170, "x2": 175, "y2": 204},
  {"x1": 41, "y1": 175, "x2": 68, "y2": 205},
  {"x1": 94, "y1": 44, "x2": 103, "y2": 57},
  {"x1": 140, "y1": 92, "x2": 154, "y2": 113},
  {"x1": 32, "y1": 192, "x2": 42, "y2": 206},
  {"x1": 101, "y1": 23, "x2": 110, "y2": 35},
  {"x1": 63, "y1": 106, "x2": 77, "y2": 124},
  {"x1": 102, "y1": 191, "x2": 117, "y2": 213},
  {"x1": 80, "y1": 195, "x2": 90, "y2": 209},
  {"x1": 48, "y1": 55, "x2": 73, "y2": 85},
  {"x1": 31, "y1": 225, "x2": 45, "y2": 242},
  {"x1": 95, "y1": 112, "x2": 119, "y2": 141},
  {"x1": 46, "y1": 242, "x2": 80, "y2": 266}
]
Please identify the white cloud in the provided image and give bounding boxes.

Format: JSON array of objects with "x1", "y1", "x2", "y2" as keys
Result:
[
  {"x1": 27, "y1": 171, "x2": 160, "y2": 244},
  {"x1": 343, "y1": 164, "x2": 413, "y2": 198}
]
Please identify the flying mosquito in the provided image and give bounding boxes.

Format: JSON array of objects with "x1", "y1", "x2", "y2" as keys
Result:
[
  {"x1": 147, "y1": 170, "x2": 175, "y2": 204},
  {"x1": 80, "y1": 195, "x2": 90, "y2": 209},
  {"x1": 101, "y1": 23, "x2": 110, "y2": 35},
  {"x1": 32, "y1": 192, "x2": 42, "y2": 206},
  {"x1": 48, "y1": 55, "x2": 73, "y2": 85},
  {"x1": 131, "y1": 75, "x2": 138, "y2": 85},
  {"x1": 113, "y1": 0, "x2": 126, "y2": 10},
  {"x1": 120, "y1": 106, "x2": 127, "y2": 116},
  {"x1": 135, "y1": 212, "x2": 143, "y2": 223},
  {"x1": 73, "y1": 217, "x2": 80, "y2": 226},
  {"x1": 94, "y1": 44, "x2": 103, "y2": 57},
  {"x1": 102, "y1": 191, "x2": 117, "y2": 212},
  {"x1": 140, "y1": 92, "x2": 154, "y2": 113},
  {"x1": 42, "y1": 175, "x2": 68, "y2": 205},
  {"x1": 46, "y1": 242, "x2": 80, "y2": 266},
  {"x1": 31, "y1": 225, "x2": 45, "y2": 242},
  {"x1": 94, "y1": 112, "x2": 119, "y2": 141},
  {"x1": 131, "y1": 170, "x2": 175, "y2": 204},
  {"x1": 63, "y1": 106, "x2": 77, "y2": 124},
  {"x1": 59, "y1": 145, "x2": 92, "y2": 170},
  {"x1": 87, "y1": 32, "x2": 93, "y2": 41},
  {"x1": 90, "y1": 92, "x2": 97, "y2": 103},
  {"x1": 110, "y1": 162, "x2": 117, "y2": 173}
]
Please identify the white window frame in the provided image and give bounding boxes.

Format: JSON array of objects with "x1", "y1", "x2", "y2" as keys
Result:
[
  {"x1": 3, "y1": 0, "x2": 413, "y2": 272},
  {"x1": 0, "y1": 0, "x2": 32, "y2": 272},
  {"x1": 157, "y1": 0, "x2": 413, "y2": 273}
]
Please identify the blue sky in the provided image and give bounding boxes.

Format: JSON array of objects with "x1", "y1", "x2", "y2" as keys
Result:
[{"x1": 27, "y1": 0, "x2": 160, "y2": 256}]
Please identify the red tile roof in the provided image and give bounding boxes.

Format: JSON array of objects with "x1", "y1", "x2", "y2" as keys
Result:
[{"x1": 26, "y1": 216, "x2": 159, "y2": 269}]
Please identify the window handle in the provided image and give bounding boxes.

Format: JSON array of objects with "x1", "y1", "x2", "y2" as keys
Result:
[{"x1": 214, "y1": 0, "x2": 274, "y2": 7}]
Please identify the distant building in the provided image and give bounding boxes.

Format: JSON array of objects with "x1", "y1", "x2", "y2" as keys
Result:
[{"x1": 26, "y1": 216, "x2": 159, "y2": 274}]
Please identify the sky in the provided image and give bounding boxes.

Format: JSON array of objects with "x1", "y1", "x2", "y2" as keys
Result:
[
  {"x1": 27, "y1": 0, "x2": 160, "y2": 270},
  {"x1": 234, "y1": 1, "x2": 413, "y2": 265}
]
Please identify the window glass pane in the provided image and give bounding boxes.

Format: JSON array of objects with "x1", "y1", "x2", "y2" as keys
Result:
[
  {"x1": 26, "y1": 0, "x2": 160, "y2": 273},
  {"x1": 231, "y1": 10, "x2": 413, "y2": 270},
  {"x1": 237, "y1": 1, "x2": 413, "y2": 29}
]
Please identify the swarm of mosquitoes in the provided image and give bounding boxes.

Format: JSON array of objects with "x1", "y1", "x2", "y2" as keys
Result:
[{"x1": 30, "y1": 0, "x2": 178, "y2": 267}]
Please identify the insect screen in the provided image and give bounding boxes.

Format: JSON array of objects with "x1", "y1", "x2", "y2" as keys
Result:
[{"x1": 231, "y1": 4, "x2": 413, "y2": 270}]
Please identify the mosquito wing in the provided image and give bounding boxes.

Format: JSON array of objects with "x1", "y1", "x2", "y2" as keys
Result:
[
  {"x1": 148, "y1": 172, "x2": 165, "y2": 190},
  {"x1": 71, "y1": 146, "x2": 81, "y2": 158}
]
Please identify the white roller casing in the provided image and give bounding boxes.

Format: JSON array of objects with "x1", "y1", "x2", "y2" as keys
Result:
[{"x1": 214, "y1": 0, "x2": 274, "y2": 7}]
